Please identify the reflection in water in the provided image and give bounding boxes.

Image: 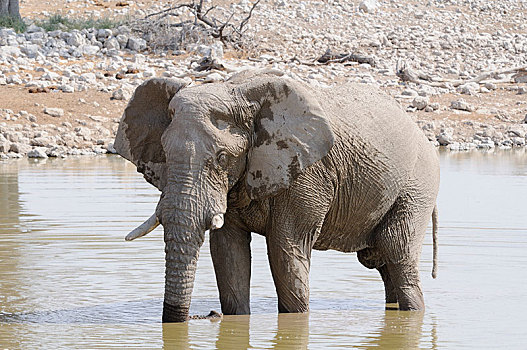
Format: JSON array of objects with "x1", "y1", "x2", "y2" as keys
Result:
[
  {"x1": 162, "y1": 311, "x2": 428, "y2": 349},
  {"x1": 163, "y1": 313, "x2": 309, "y2": 350},
  {"x1": 0, "y1": 163, "x2": 22, "y2": 314},
  {"x1": 163, "y1": 321, "x2": 191, "y2": 350},
  {"x1": 0, "y1": 150, "x2": 526, "y2": 349},
  {"x1": 361, "y1": 311, "x2": 425, "y2": 349},
  {"x1": 272, "y1": 313, "x2": 309, "y2": 349},
  {"x1": 214, "y1": 315, "x2": 251, "y2": 350}
]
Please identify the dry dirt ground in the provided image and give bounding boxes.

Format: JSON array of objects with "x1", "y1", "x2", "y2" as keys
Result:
[
  {"x1": 2, "y1": 0, "x2": 526, "y2": 147},
  {"x1": 4, "y1": 0, "x2": 243, "y2": 133}
]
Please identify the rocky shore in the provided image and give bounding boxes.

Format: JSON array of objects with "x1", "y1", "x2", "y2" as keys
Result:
[{"x1": 1, "y1": 0, "x2": 526, "y2": 160}]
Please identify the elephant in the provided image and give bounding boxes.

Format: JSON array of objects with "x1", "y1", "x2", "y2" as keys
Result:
[{"x1": 114, "y1": 69, "x2": 440, "y2": 323}]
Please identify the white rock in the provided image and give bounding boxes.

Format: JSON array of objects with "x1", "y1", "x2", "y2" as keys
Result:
[
  {"x1": 112, "y1": 87, "x2": 132, "y2": 100},
  {"x1": 80, "y1": 73, "x2": 97, "y2": 84},
  {"x1": 484, "y1": 82, "x2": 497, "y2": 90},
  {"x1": 0, "y1": 28, "x2": 16, "y2": 38},
  {"x1": 429, "y1": 102, "x2": 440, "y2": 111},
  {"x1": 451, "y1": 99, "x2": 474, "y2": 112},
  {"x1": 27, "y1": 148, "x2": 48, "y2": 158},
  {"x1": 79, "y1": 45, "x2": 100, "y2": 56},
  {"x1": 0, "y1": 46, "x2": 21, "y2": 58},
  {"x1": 41, "y1": 72, "x2": 61, "y2": 81},
  {"x1": 412, "y1": 96, "x2": 429, "y2": 110},
  {"x1": 44, "y1": 107, "x2": 65, "y2": 118},
  {"x1": 67, "y1": 32, "x2": 86, "y2": 47},
  {"x1": 60, "y1": 85, "x2": 75, "y2": 93},
  {"x1": 104, "y1": 37, "x2": 120, "y2": 50},
  {"x1": 10, "y1": 142, "x2": 31, "y2": 154},
  {"x1": 359, "y1": 0, "x2": 380, "y2": 13},
  {"x1": 21, "y1": 44, "x2": 40, "y2": 58},
  {"x1": 457, "y1": 82, "x2": 480, "y2": 95},
  {"x1": 116, "y1": 34, "x2": 129, "y2": 48},
  {"x1": 6, "y1": 75, "x2": 22, "y2": 84},
  {"x1": 106, "y1": 142, "x2": 117, "y2": 154},
  {"x1": 127, "y1": 37, "x2": 147, "y2": 51},
  {"x1": 203, "y1": 72, "x2": 224, "y2": 83},
  {"x1": 97, "y1": 29, "x2": 113, "y2": 41},
  {"x1": 513, "y1": 72, "x2": 527, "y2": 84},
  {"x1": 437, "y1": 129, "x2": 454, "y2": 145},
  {"x1": 0, "y1": 134, "x2": 10, "y2": 153},
  {"x1": 26, "y1": 24, "x2": 43, "y2": 33},
  {"x1": 142, "y1": 68, "x2": 156, "y2": 78},
  {"x1": 401, "y1": 88, "x2": 418, "y2": 97}
]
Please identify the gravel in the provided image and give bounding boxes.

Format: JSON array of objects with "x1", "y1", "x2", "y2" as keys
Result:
[{"x1": 1, "y1": 0, "x2": 526, "y2": 160}]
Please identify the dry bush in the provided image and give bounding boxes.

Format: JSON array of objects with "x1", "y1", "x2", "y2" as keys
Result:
[{"x1": 130, "y1": 0, "x2": 260, "y2": 53}]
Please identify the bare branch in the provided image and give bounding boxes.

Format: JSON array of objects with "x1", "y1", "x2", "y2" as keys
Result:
[
  {"x1": 239, "y1": 0, "x2": 261, "y2": 33},
  {"x1": 131, "y1": 0, "x2": 261, "y2": 51},
  {"x1": 396, "y1": 60, "x2": 527, "y2": 87},
  {"x1": 143, "y1": 3, "x2": 192, "y2": 20}
]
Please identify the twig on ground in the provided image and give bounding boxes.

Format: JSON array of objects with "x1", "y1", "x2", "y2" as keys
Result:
[
  {"x1": 396, "y1": 59, "x2": 527, "y2": 87},
  {"x1": 317, "y1": 49, "x2": 377, "y2": 67}
]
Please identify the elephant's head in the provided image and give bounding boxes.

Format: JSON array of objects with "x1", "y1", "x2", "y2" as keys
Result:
[{"x1": 114, "y1": 72, "x2": 335, "y2": 322}]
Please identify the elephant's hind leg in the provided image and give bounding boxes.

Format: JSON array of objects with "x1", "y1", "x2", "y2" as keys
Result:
[
  {"x1": 378, "y1": 264, "x2": 398, "y2": 304},
  {"x1": 357, "y1": 249, "x2": 398, "y2": 305},
  {"x1": 386, "y1": 261, "x2": 424, "y2": 310},
  {"x1": 373, "y1": 193, "x2": 435, "y2": 311}
]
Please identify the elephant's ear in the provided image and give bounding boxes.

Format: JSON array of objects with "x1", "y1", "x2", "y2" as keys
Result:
[
  {"x1": 114, "y1": 78, "x2": 188, "y2": 190},
  {"x1": 242, "y1": 77, "x2": 335, "y2": 199}
]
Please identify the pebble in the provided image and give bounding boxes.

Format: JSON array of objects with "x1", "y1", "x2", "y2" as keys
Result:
[
  {"x1": 44, "y1": 107, "x2": 65, "y2": 118},
  {"x1": 451, "y1": 99, "x2": 475, "y2": 112},
  {"x1": 27, "y1": 148, "x2": 48, "y2": 158},
  {"x1": 359, "y1": 0, "x2": 380, "y2": 13},
  {"x1": 1, "y1": 0, "x2": 526, "y2": 159},
  {"x1": 412, "y1": 96, "x2": 429, "y2": 110}
]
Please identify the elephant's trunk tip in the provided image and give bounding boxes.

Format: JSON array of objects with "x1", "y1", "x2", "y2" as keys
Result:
[{"x1": 125, "y1": 213, "x2": 160, "y2": 241}]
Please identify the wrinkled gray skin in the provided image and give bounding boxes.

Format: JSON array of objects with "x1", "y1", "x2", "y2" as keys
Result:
[{"x1": 114, "y1": 70, "x2": 440, "y2": 322}]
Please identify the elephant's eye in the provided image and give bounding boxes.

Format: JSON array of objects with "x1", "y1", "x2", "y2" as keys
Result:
[{"x1": 217, "y1": 151, "x2": 228, "y2": 168}]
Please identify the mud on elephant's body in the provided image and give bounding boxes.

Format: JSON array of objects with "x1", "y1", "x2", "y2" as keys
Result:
[{"x1": 114, "y1": 71, "x2": 440, "y2": 322}]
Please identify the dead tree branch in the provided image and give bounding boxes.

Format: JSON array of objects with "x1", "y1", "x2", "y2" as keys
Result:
[
  {"x1": 396, "y1": 59, "x2": 527, "y2": 87},
  {"x1": 317, "y1": 49, "x2": 377, "y2": 67},
  {"x1": 132, "y1": 0, "x2": 261, "y2": 51}
]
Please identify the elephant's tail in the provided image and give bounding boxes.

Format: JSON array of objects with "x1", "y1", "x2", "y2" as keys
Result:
[{"x1": 431, "y1": 205, "x2": 438, "y2": 279}]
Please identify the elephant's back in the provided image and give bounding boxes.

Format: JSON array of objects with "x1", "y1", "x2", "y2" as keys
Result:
[
  {"x1": 315, "y1": 83, "x2": 424, "y2": 252},
  {"x1": 321, "y1": 82, "x2": 421, "y2": 176}
]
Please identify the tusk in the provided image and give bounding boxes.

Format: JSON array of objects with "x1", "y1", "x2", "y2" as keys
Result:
[
  {"x1": 125, "y1": 214, "x2": 160, "y2": 241},
  {"x1": 211, "y1": 214, "x2": 224, "y2": 230}
]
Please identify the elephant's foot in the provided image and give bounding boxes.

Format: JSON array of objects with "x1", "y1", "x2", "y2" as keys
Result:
[
  {"x1": 396, "y1": 285, "x2": 425, "y2": 311},
  {"x1": 278, "y1": 299, "x2": 309, "y2": 314},
  {"x1": 386, "y1": 262, "x2": 425, "y2": 311},
  {"x1": 162, "y1": 302, "x2": 189, "y2": 323}
]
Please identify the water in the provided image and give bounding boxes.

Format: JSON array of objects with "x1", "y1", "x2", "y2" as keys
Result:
[{"x1": 0, "y1": 150, "x2": 526, "y2": 349}]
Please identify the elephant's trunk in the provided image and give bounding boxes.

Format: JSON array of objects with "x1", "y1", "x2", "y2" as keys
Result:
[
  {"x1": 157, "y1": 167, "x2": 211, "y2": 323},
  {"x1": 163, "y1": 230, "x2": 201, "y2": 322}
]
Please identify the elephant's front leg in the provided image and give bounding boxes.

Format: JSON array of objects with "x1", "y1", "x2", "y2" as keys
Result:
[
  {"x1": 210, "y1": 222, "x2": 251, "y2": 315},
  {"x1": 267, "y1": 231, "x2": 313, "y2": 314}
]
